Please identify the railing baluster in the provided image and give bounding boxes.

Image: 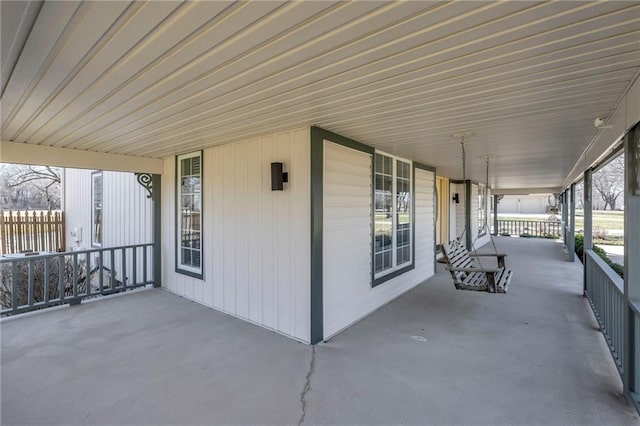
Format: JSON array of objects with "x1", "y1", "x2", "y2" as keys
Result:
[
  {"x1": 27, "y1": 259, "x2": 34, "y2": 306},
  {"x1": 86, "y1": 252, "x2": 91, "y2": 296},
  {"x1": 110, "y1": 249, "x2": 115, "y2": 289},
  {"x1": 72, "y1": 253, "x2": 78, "y2": 298},
  {"x1": 11, "y1": 261, "x2": 18, "y2": 309},
  {"x1": 98, "y1": 250, "x2": 104, "y2": 293},
  {"x1": 59, "y1": 255, "x2": 65, "y2": 301},
  {"x1": 121, "y1": 247, "x2": 127, "y2": 289},
  {"x1": 143, "y1": 245, "x2": 148, "y2": 284},
  {"x1": 132, "y1": 246, "x2": 137, "y2": 287},
  {"x1": 44, "y1": 257, "x2": 50, "y2": 303}
]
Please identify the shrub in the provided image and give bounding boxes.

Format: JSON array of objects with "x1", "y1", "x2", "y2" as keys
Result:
[
  {"x1": 574, "y1": 234, "x2": 623, "y2": 279},
  {"x1": 0, "y1": 257, "x2": 88, "y2": 310}
]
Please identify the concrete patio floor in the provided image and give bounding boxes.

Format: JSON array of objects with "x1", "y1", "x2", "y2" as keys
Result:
[{"x1": 2, "y1": 237, "x2": 638, "y2": 425}]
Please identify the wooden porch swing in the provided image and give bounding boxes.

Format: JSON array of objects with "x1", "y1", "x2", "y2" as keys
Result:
[{"x1": 439, "y1": 137, "x2": 513, "y2": 293}]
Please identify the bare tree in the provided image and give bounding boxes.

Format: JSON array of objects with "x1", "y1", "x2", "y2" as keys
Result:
[
  {"x1": 0, "y1": 164, "x2": 61, "y2": 210},
  {"x1": 574, "y1": 182, "x2": 584, "y2": 209},
  {"x1": 593, "y1": 155, "x2": 624, "y2": 210}
]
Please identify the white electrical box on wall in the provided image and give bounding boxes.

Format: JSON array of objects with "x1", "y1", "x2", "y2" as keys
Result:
[{"x1": 70, "y1": 227, "x2": 82, "y2": 243}]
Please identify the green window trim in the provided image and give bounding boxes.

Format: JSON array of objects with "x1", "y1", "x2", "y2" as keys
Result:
[
  {"x1": 175, "y1": 151, "x2": 203, "y2": 280},
  {"x1": 372, "y1": 151, "x2": 415, "y2": 286}
]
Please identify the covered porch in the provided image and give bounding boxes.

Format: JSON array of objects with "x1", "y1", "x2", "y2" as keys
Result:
[{"x1": 2, "y1": 237, "x2": 637, "y2": 425}]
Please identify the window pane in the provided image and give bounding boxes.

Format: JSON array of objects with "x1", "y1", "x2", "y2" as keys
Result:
[
  {"x1": 92, "y1": 172, "x2": 103, "y2": 246},
  {"x1": 396, "y1": 160, "x2": 411, "y2": 265},
  {"x1": 181, "y1": 158, "x2": 191, "y2": 176},
  {"x1": 383, "y1": 155, "x2": 392, "y2": 174},
  {"x1": 375, "y1": 253, "x2": 384, "y2": 273},
  {"x1": 374, "y1": 154, "x2": 393, "y2": 273}
]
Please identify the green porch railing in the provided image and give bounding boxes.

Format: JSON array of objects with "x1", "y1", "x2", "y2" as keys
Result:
[
  {"x1": 496, "y1": 219, "x2": 562, "y2": 238},
  {"x1": 584, "y1": 249, "x2": 624, "y2": 375},
  {"x1": 0, "y1": 243, "x2": 154, "y2": 316}
]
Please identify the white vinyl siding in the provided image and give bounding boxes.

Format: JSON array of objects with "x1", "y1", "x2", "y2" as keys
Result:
[
  {"x1": 64, "y1": 169, "x2": 153, "y2": 284},
  {"x1": 450, "y1": 182, "x2": 465, "y2": 243},
  {"x1": 323, "y1": 141, "x2": 435, "y2": 339},
  {"x1": 162, "y1": 128, "x2": 311, "y2": 343},
  {"x1": 65, "y1": 169, "x2": 153, "y2": 250}
]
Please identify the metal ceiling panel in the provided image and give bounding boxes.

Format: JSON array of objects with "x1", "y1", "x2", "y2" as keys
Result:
[{"x1": 1, "y1": 1, "x2": 639, "y2": 188}]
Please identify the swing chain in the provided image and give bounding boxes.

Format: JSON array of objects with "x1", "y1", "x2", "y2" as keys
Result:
[
  {"x1": 460, "y1": 138, "x2": 466, "y2": 183},
  {"x1": 485, "y1": 157, "x2": 489, "y2": 189}
]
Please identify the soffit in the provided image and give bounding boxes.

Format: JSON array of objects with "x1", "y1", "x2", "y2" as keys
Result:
[{"x1": 1, "y1": 1, "x2": 639, "y2": 188}]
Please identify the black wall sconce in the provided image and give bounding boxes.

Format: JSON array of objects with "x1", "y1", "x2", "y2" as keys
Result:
[
  {"x1": 452, "y1": 193, "x2": 459, "y2": 204},
  {"x1": 271, "y1": 162, "x2": 289, "y2": 191}
]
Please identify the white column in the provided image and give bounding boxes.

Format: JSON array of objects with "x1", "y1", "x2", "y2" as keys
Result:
[
  {"x1": 568, "y1": 184, "x2": 576, "y2": 262},
  {"x1": 493, "y1": 195, "x2": 499, "y2": 235},
  {"x1": 583, "y1": 169, "x2": 593, "y2": 295}
]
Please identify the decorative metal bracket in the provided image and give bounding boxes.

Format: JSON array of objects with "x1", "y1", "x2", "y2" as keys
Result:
[
  {"x1": 135, "y1": 173, "x2": 153, "y2": 199},
  {"x1": 496, "y1": 194, "x2": 504, "y2": 203}
]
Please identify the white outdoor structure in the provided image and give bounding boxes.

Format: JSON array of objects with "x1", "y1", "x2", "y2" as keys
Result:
[
  {"x1": 498, "y1": 194, "x2": 553, "y2": 214},
  {"x1": 64, "y1": 169, "x2": 152, "y2": 251},
  {"x1": 1, "y1": 1, "x2": 638, "y2": 350}
]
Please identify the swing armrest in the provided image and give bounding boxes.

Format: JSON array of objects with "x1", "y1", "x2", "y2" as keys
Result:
[{"x1": 446, "y1": 266, "x2": 501, "y2": 273}]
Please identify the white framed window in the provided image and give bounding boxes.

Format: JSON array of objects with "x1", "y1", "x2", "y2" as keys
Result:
[
  {"x1": 91, "y1": 171, "x2": 103, "y2": 247},
  {"x1": 478, "y1": 183, "x2": 487, "y2": 236},
  {"x1": 374, "y1": 152, "x2": 413, "y2": 281},
  {"x1": 176, "y1": 151, "x2": 202, "y2": 278}
]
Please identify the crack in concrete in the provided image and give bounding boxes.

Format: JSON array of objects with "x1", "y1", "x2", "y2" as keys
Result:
[{"x1": 297, "y1": 345, "x2": 316, "y2": 426}]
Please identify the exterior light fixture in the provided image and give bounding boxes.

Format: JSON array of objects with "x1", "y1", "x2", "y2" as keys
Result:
[
  {"x1": 452, "y1": 193, "x2": 459, "y2": 203},
  {"x1": 271, "y1": 162, "x2": 288, "y2": 191}
]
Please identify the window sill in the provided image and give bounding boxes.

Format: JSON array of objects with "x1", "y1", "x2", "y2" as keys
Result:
[
  {"x1": 175, "y1": 267, "x2": 203, "y2": 280},
  {"x1": 373, "y1": 263, "x2": 414, "y2": 287}
]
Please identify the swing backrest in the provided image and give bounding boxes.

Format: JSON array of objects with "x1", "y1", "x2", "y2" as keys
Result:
[{"x1": 440, "y1": 239, "x2": 475, "y2": 283}]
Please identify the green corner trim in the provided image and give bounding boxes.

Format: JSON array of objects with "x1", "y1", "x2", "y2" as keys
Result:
[
  {"x1": 310, "y1": 128, "x2": 324, "y2": 344},
  {"x1": 152, "y1": 174, "x2": 162, "y2": 288}
]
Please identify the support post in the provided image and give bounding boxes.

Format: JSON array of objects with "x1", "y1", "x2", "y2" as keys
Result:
[
  {"x1": 568, "y1": 184, "x2": 576, "y2": 262},
  {"x1": 492, "y1": 195, "x2": 499, "y2": 236},
  {"x1": 152, "y1": 174, "x2": 162, "y2": 288},
  {"x1": 560, "y1": 190, "x2": 567, "y2": 247},
  {"x1": 624, "y1": 123, "x2": 640, "y2": 404},
  {"x1": 583, "y1": 169, "x2": 593, "y2": 295}
]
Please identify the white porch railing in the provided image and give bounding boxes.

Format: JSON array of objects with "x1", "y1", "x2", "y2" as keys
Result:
[
  {"x1": 0, "y1": 243, "x2": 154, "y2": 316},
  {"x1": 584, "y1": 249, "x2": 624, "y2": 375}
]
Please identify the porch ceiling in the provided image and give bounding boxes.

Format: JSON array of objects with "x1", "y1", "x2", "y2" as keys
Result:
[{"x1": 1, "y1": 1, "x2": 639, "y2": 188}]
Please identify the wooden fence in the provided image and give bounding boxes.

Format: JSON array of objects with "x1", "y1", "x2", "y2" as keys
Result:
[{"x1": 1, "y1": 211, "x2": 65, "y2": 255}]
